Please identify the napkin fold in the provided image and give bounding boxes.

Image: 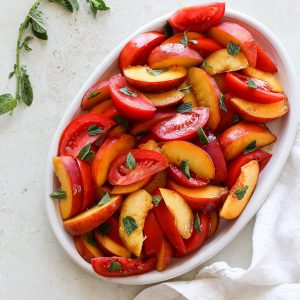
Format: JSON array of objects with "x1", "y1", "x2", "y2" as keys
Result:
[{"x1": 135, "y1": 128, "x2": 300, "y2": 300}]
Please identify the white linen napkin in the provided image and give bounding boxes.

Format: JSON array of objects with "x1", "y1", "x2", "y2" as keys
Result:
[{"x1": 135, "y1": 127, "x2": 300, "y2": 300}]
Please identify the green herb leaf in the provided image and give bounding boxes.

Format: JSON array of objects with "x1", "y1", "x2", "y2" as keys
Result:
[
  {"x1": 19, "y1": 66, "x2": 33, "y2": 106},
  {"x1": 29, "y1": 8, "x2": 48, "y2": 40},
  {"x1": 77, "y1": 143, "x2": 95, "y2": 161},
  {"x1": 164, "y1": 21, "x2": 173, "y2": 38},
  {"x1": 49, "y1": 188, "x2": 67, "y2": 199},
  {"x1": 49, "y1": 0, "x2": 79, "y2": 12},
  {"x1": 234, "y1": 185, "x2": 249, "y2": 200},
  {"x1": 180, "y1": 160, "x2": 190, "y2": 179},
  {"x1": 194, "y1": 213, "x2": 202, "y2": 234},
  {"x1": 83, "y1": 234, "x2": 97, "y2": 246},
  {"x1": 122, "y1": 216, "x2": 138, "y2": 235},
  {"x1": 119, "y1": 86, "x2": 138, "y2": 98},
  {"x1": 135, "y1": 130, "x2": 149, "y2": 138},
  {"x1": 178, "y1": 85, "x2": 192, "y2": 94},
  {"x1": 0, "y1": 94, "x2": 17, "y2": 115},
  {"x1": 9, "y1": 64, "x2": 17, "y2": 79},
  {"x1": 152, "y1": 195, "x2": 162, "y2": 207},
  {"x1": 202, "y1": 60, "x2": 213, "y2": 71},
  {"x1": 114, "y1": 115, "x2": 130, "y2": 130},
  {"x1": 232, "y1": 113, "x2": 240, "y2": 123},
  {"x1": 244, "y1": 141, "x2": 259, "y2": 154},
  {"x1": 20, "y1": 36, "x2": 34, "y2": 52},
  {"x1": 220, "y1": 94, "x2": 227, "y2": 112},
  {"x1": 98, "y1": 223, "x2": 111, "y2": 235},
  {"x1": 198, "y1": 127, "x2": 209, "y2": 144},
  {"x1": 146, "y1": 68, "x2": 168, "y2": 76},
  {"x1": 180, "y1": 31, "x2": 198, "y2": 48},
  {"x1": 86, "y1": 0, "x2": 110, "y2": 17},
  {"x1": 87, "y1": 91, "x2": 100, "y2": 99},
  {"x1": 227, "y1": 42, "x2": 240, "y2": 56},
  {"x1": 125, "y1": 152, "x2": 136, "y2": 170},
  {"x1": 88, "y1": 124, "x2": 103, "y2": 136},
  {"x1": 97, "y1": 192, "x2": 110, "y2": 206},
  {"x1": 247, "y1": 79, "x2": 258, "y2": 89},
  {"x1": 108, "y1": 261, "x2": 122, "y2": 272},
  {"x1": 177, "y1": 102, "x2": 192, "y2": 113}
]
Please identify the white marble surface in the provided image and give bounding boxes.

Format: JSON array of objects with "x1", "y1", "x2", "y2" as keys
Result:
[{"x1": 0, "y1": 1, "x2": 299, "y2": 299}]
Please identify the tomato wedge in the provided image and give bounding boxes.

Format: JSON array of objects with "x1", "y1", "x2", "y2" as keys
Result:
[
  {"x1": 174, "y1": 213, "x2": 210, "y2": 257},
  {"x1": 91, "y1": 257, "x2": 156, "y2": 277},
  {"x1": 109, "y1": 75, "x2": 156, "y2": 120},
  {"x1": 108, "y1": 149, "x2": 169, "y2": 185},
  {"x1": 58, "y1": 113, "x2": 115, "y2": 157},
  {"x1": 151, "y1": 108, "x2": 209, "y2": 141},
  {"x1": 255, "y1": 43, "x2": 278, "y2": 73},
  {"x1": 226, "y1": 149, "x2": 272, "y2": 188},
  {"x1": 168, "y1": 2, "x2": 225, "y2": 33},
  {"x1": 225, "y1": 72, "x2": 286, "y2": 104},
  {"x1": 168, "y1": 164, "x2": 209, "y2": 188}
]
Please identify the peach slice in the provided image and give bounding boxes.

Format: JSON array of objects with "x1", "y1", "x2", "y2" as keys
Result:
[
  {"x1": 74, "y1": 234, "x2": 103, "y2": 263},
  {"x1": 148, "y1": 43, "x2": 203, "y2": 69},
  {"x1": 218, "y1": 122, "x2": 277, "y2": 161},
  {"x1": 64, "y1": 195, "x2": 122, "y2": 235},
  {"x1": 179, "y1": 82, "x2": 198, "y2": 107},
  {"x1": 145, "y1": 89, "x2": 184, "y2": 108},
  {"x1": 52, "y1": 156, "x2": 83, "y2": 220},
  {"x1": 119, "y1": 189, "x2": 153, "y2": 257},
  {"x1": 156, "y1": 238, "x2": 173, "y2": 272},
  {"x1": 144, "y1": 171, "x2": 167, "y2": 193},
  {"x1": 159, "y1": 188, "x2": 194, "y2": 239},
  {"x1": 123, "y1": 65, "x2": 187, "y2": 93},
  {"x1": 188, "y1": 67, "x2": 221, "y2": 130},
  {"x1": 138, "y1": 139, "x2": 161, "y2": 152},
  {"x1": 92, "y1": 133, "x2": 135, "y2": 187},
  {"x1": 230, "y1": 97, "x2": 289, "y2": 123},
  {"x1": 108, "y1": 125, "x2": 127, "y2": 137},
  {"x1": 206, "y1": 211, "x2": 220, "y2": 238},
  {"x1": 202, "y1": 48, "x2": 248, "y2": 75},
  {"x1": 242, "y1": 67, "x2": 284, "y2": 93},
  {"x1": 111, "y1": 176, "x2": 152, "y2": 195},
  {"x1": 90, "y1": 99, "x2": 113, "y2": 114},
  {"x1": 220, "y1": 160, "x2": 259, "y2": 219},
  {"x1": 168, "y1": 180, "x2": 228, "y2": 212},
  {"x1": 208, "y1": 22, "x2": 257, "y2": 67},
  {"x1": 161, "y1": 141, "x2": 215, "y2": 179},
  {"x1": 94, "y1": 230, "x2": 131, "y2": 258}
]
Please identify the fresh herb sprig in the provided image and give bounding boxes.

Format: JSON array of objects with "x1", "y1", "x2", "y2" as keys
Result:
[{"x1": 0, "y1": 0, "x2": 110, "y2": 116}]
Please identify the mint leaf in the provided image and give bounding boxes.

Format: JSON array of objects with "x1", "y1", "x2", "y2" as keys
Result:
[
  {"x1": 244, "y1": 141, "x2": 259, "y2": 154},
  {"x1": 125, "y1": 152, "x2": 136, "y2": 170},
  {"x1": 77, "y1": 143, "x2": 95, "y2": 161},
  {"x1": 146, "y1": 68, "x2": 168, "y2": 76},
  {"x1": 247, "y1": 79, "x2": 258, "y2": 89},
  {"x1": 114, "y1": 115, "x2": 130, "y2": 130},
  {"x1": 108, "y1": 261, "x2": 122, "y2": 272},
  {"x1": 98, "y1": 223, "x2": 111, "y2": 235},
  {"x1": 49, "y1": 0, "x2": 79, "y2": 12},
  {"x1": 119, "y1": 86, "x2": 137, "y2": 98},
  {"x1": 49, "y1": 188, "x2": 67, "y2": 199},
  {"x1": 122, "y1": 216, "x2": 138, "y2": 235},
  {"x1": 232, "y1": 113, "x2": 240, "y2": 123},
  {"x1": 198, "y1": 127, "x2": 208, "y2": 144},
  {"x1": 87, "y1": 124, "x2": 103, "y2": 136},
  {"x1": 0, "y1": 94, "x2": 17, "y2": 115},
  {"x1": 227, "y1": 42, "x2": 240, "y2": 56},
  {"x1": 178, "y1": 85, "x2": 192, "y2": 94},
  {"x1": 29, "y1": 8, "x2": 48, "y2": 40},
  {"x1": 195, "y1": 213, "x2": 202, "y2": 234},
  {"x1": 83, "y1": 234, "x2": 97, "y2": 246},
  {"x1": 180, "y1": 160, "x2": 190, "y2": 179},
  {"x1": 164, "y1": 21, "x2": 173, "y2": 37},
  {"x1": 86, "y1": 0, "x2": 110, "y2": 17},
  {"x1": 19, "y1": 66, "x2": 33, "y2": 106},
  {"x1": 180, "y1": 31, "x2": 198, "y2": 48},
  {"x1": 87, "y1": 91, "x2": 100, "y2": 99},
  {"x1": 234, "y1": 186, "x2": 249, "y2": 200},
  {"x1": 177, "y1": 102, "x2": 192, "y2": 113},
  {"x1": 152, "y1": 195, "x2": 162, "y2": 207},
  {"x1": 20, "y1": 36, "x2": 34, "y2": 52},
  {"x1": 97, "y1": 192, "x2": 110, "y2": 206},
  {"x1": 220, "y1": 94, "x2": 227, "y2": 112}
]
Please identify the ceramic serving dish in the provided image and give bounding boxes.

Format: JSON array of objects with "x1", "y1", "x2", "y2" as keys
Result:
[{"x1": 45, "y1": 8, "x2": 299, "y2": 285}]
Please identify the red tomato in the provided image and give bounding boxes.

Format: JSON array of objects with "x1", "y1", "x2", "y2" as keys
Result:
[
  {"x1": 225, "y1": 72, "x2": 286, "y2": 104},
  {"x1": 153, "y1": 189, "x2": 186, "y2": 253},
  {"x1": 118, "y1": 32, "x2": 167, "y2": 70},
  {"x1": 151, "y1": 108, "x2": 209, "y2": 141},
  {"x1": 189, "y1": 37, "x2": 223, "y2": 58},
  {"x1": 58, "y1": 113, "x2": 115, "y2": 158},
  {"x1": 109, "y1": 75, "x2": 156, "y2": 120},
  {"x1": 174, "y1": 213, "x2": 210, "y2": 257},
  {"x1": 226, "y1": 149, "x2": 272, "y2": 188},
  {"x1": 168, "y1": 2, "x2": 225, "y2": 33},
  {"x1": 143, "y1": 210, "x2": 164, "y2": 257},
  {"x1": 167, "y1": 164, "x2": 209, "y2": 188},
  {"x1": 255, "y1": 43, "x2": 278, "y2": 73},
  {"x1": 81, "y1": 80, "x2": 110, "y2": 111},
  {"x1": 91, "y1": 257, "x2": 156, "y2": 277},
  {"x1": 108, "y1": 149, "x2": 169, "y2": 185},
  {"x1": 75, "y1": 158, "x2": 95, "y2": 211},
  {"x1": 102, "y1": 106, "x2": 119, "y2": 119}
]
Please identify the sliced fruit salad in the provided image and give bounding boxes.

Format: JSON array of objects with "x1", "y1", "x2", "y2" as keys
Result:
[{"x1": 50, "y1": 2, "x2": 288, "y2": 277}]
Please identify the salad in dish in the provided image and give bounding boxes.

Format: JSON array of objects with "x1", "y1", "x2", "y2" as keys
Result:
[{"x1": 50, "y1": 2, "x2": 288, "y2": 277}]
